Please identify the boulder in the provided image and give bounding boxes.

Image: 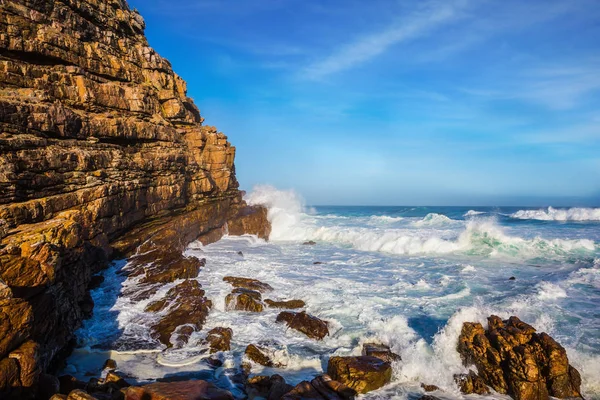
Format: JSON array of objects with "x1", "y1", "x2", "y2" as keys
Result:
[
  {"x1": 149, "y1": 280, "x2": 212, "y2": 347},
  {"x1": 204, "y1": 327, "x2": 233, "y2": 353},
  {"x1": 362, "y1": 343, "x2": 401, "y2": 363},
  {"x1": 125, "y1": 380, "x2": 234, "y2": 400},
  {"x1": 282, "y1": 375, "x2": 356, "y2": 400},
  {"x1": 222, "y1": 276, "x2": 273, "y2": 292},
  {"x1": 454, "y1": 370, "x2": 490, "y2": 395},
  {"x1": 246, "y1": 374, "x2": 294, "y2": 400},
  {"x1": 244, "y1": 344, "x2": 276, "y2": 367},
  {"x1": 225, "y1": 288, "x2": 264, "y2": 312},
  {"x1": 421, "y1": 383, "x2": 440, "y2": 392},
  {"x1": 265, "y1": 299, "x2": 306, "y2": 309},
  {"x1": 276, "y1": 311, "x2": 329, "y2": 340},
  {"x1": 457, "y1": 315, "x2": 583, "y2": 400},
  {"x1": 327, "y1": 356, "x2": 392, "y2": 394}
]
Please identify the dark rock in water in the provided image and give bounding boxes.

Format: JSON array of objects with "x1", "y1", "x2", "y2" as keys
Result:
[
  {"x1": 509, "y1": 276, "x2": 516, "y2": 280},
  {"x1": 303, "y1": 241, "x2": 317, "y2": 245},
  {"x1": 244, "y1": 344, "x2": 276, "y2": 367},
  {"x1": 276, "y1": 311, "x2": 329, "y2": 340},
  {"x1": 223, "y1": 276, "x2": 273, "y2": 292},
  {"x1": 148, "y1": 280, "x2": 212, "y2": 347},
  {"x1": 49, "y1": 394, "x2": 68, "y2": 400},
  {"x1": 454, "y1": 370, "x2": 490, "y2": 395},
  {"x1": 362, "y1": 343, "x2": 401, "y2": 363},
  {"x1": 38, "y1": 373, "x2": 60, "y2": 399},
  {"x1": 66, "y1": 390, "x2": 96, "y2": 399},
  {"x1": 125, "y1": 380, "x2": 234, "y2": 400},
  {"x1": 79, "y1": 292, "x2": 95, "y2": 320},
  {"x1": 246, "y1": 374, "x2": 294, "y2": 400},
  {"x1": 88, "y1": 276, "x2": 105, "y2": 290},
  {"x1": 203, "y1": 327, "x2": 233, "y2": 353},
  {"x1": 421, "y1": 383, "x2": 440, "y2": 392},
  {"x1": 313, "y1": 262, "x2": 323, "y2": 265},
  {"x1": 225, "y1": 288, "x2": 264, "y2": 312},
  {"x1": 327, "y1": 356, "x2": 392, "y2": 394},
  {"x1": 419, "y1": 396, "x2": 442, "y2": 400},
  {"x1": 102, "y1": 359, "x2": 117, "y2": 371},
  {"x1": 265, "y1": 299, "x2": 306, "y2": 309},
  {"x1": 457, "y1": 315, "x2": 583, "y2": 400},
  {"x1": 59, "y1": 375, "x2": 87, "y2": 395},
  {"x1": 237, "y1": 251, "x2": 244, "y2": 257},
  {"x1": 282, "y1": 375, "x2": 356, "y2": 399}
]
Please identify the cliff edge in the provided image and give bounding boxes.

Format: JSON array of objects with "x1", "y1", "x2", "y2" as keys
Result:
[{"x1": 0, "y1": 0, "x2": 270, "y2": 398}]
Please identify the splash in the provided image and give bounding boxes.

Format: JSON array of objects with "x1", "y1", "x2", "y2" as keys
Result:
[{"x1": 511, "y1": 207, "x2": 600, "y2": 221}]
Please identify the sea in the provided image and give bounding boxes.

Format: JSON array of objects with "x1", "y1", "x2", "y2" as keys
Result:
[{"x1": 65, "y1": 186, "x2": 600, "y2": 399}]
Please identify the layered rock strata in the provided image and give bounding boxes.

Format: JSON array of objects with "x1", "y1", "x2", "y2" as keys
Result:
[{"x1": 0, "y1": 0, "x2": 270, "y2": 398}]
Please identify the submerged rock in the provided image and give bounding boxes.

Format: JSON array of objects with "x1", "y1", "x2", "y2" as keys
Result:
[
  {"x1": 223, "y1": 276, "x2": 273, "y2": 292},
  {"x1": 265, "y1": 299, "x2": 306, "y2": 309},
  {"x1": 457, "y1": 315, "x2": 583, "y2": 400},
  {"x1": 125, "y1": 380, "x2": 234, "y2": 400},
  {"x1": 225, "y1": 288, "x2": 264, "y2": 312},
  {"x1": 204, "y1": 327, "x2": 233, "y2": 353},
  {"x1": 362, "y1": 343, "x2": 401, "y2": 363},
  {"x1": 276, "y1": 311, "x2": 329, "y2": 340},
  {"x1": 303, "y1": 241, "x2": 317, "y2": 246},
  {"x1": 327, "y1": 356, "x2": 392, "y2": 394}
]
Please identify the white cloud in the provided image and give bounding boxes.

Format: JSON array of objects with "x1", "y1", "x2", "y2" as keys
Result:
[{"x1": 301, "y1": 0, "x2": 470, "y2": 79}]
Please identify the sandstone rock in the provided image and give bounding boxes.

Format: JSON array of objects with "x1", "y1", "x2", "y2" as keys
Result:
[
  {"x1": 327, "y1": 356, "x2": 392, "y2": 394},
  {"x1": 204, "y1": 327, "x2": 233, "y2": 353},
  {"x1": 454, "y1": 370, "x2": 490, "y2": 395},
  {"x1": 225, "y1": 288, "x2": 264, "y2": 312},
  {"x1": 265, "y1": 299, "x2": 306, "y2": 309},
  {"x1": 282, "y1": 375, "x2": 356, "y2": 400},
  {"x1": 245, "y1": 344, "x2": 276, "y2": 367},
  {"x1": 125, "y1": 381, "x2": 234, "y2": 400},
  {"x1": 421, "y1": 383, "x2": 440, "y2": 392},
  {"x1": 246, "y1": 374, "x2": 294, "y2": 400},
  {"x1": 67, "y1": 390, "x2": 98, "y2": 400},
  {"x1": 276, "y1": 311, "x2": 329, "y2": 340},
  {"x1": 102, "y1": 359, "x2": 117, "y2": 371},
  {"x1": 457, "y1": 315, "x2": 583, "y2": 400},
  {"x1": 362, "y1": 343, "x2": 401, "y2": 363},
  {"x1": 227, "y1": 206, "x2": 271, "y2": 239},
  {"x1": 148, "y1": 280, "x2": 212, "y2": 347},
  {"x1": 223, "y1": 276, "x2": 273, "y2": 292}
]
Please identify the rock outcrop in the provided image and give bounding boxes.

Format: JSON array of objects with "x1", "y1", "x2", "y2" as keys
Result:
[
  {"x1": 457, "y1": 315, "x2": 582, "y2": 400},
  {"x1": 327, "y1": 356, "x2": 392, "y2": 394},
  {"x1": 276, "y1": 311, "x2": 329, "y2": 340},
  {"x1": 0, "y1": 0, "x2": 270, "y2": 398}
]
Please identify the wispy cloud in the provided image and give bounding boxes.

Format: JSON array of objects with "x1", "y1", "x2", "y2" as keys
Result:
[{"x1": 301, "y1": 0, "x2": 470, "y2": 79}]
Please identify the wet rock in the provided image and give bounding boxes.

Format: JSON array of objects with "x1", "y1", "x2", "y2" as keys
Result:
[
  {"x1": 204, "y1": 327, "x2": 233, "y2": 353},
  {"x1": 245, "y1": 344, "x2": 276, "y2": 367},
  {"x1": 50, "y1": 395, "x2": 68, "y2": 400},
  {"x1": 102, "y1": 359, "x2": 117, "y2": 371},
  {"x1": 59, "y1": 375, "x2": 87, "y2": 395},
  {"x1": 282, "y1": 375, "x2": 356, "y2": 400},
  {"x1": 362, "y1": 343, "x2": 401, "y2": 363},
  {"x1": 225, "y1": 288, "x2": 264, "y2": 312},
  {"x1": 457, "y1": 315, "x2": 583, "y2": 400},
  {"x1": 223, "y1": 276, "x2": 273, "y2": 292},
  {"x1": 265, "y1": 299, "x2": 306, "y2": 309},
  {"x1": 129, "y1": 251, "x2": 205, "y2": 285},
  {"x1": 327, "y1": 356, "x2": 392, "y2": 394},
  {"x1": 67, "y1": 390, "x2": 98, "y2": 400},
  {"x1": 509, "y1": 276, "x2": 516, "y2": 280},
  {"x1": 313, "y1": 262, "x2": 323, "y2": 265},
  {"x1": 125, "y1": 380, "x2": 234, "y2": 400},
  {"x1": 38, "y1": 373, "x2": 61, "y2": 399},
  {"x1": 246, "y1": 374, "x2": 294, "y2": 400},
  {"x1": 149, "y1": 280, "x2": 212, "y2": 347},
  {"x1": 303, "y1": 241, "x2": 317, "y2": 245},
  {"x1": 454, "y1": 370, "x2": 490, "y2": 395},
  {"x1": 80, "y1": 292, "x2": 95, "y2": 320},
  {"x1": 88, "y1": 276, "x2": 105, "y2": 290},
  {"x1": 421, "y1": 383, "x2": 440, "y2": 392},
  {"x1": 276, "y1": 311, "x2": 329, "y2": 340},
  {"x1": 227, "y1": 206, "x2": 272, "y2": 240},
  {"x1": 237, "y1": 251, "x2": 244, "y2": 257},
  {"x1": 419, "y1": 396, "x2": 441, "y2": 400}
]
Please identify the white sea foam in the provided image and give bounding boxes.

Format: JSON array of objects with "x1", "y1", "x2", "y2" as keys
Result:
[
  {"x1": 464, "y1": 210, "x2": 486, "y2": 217},
  {"x1": 511, "y1": 207, "x2": 600, "y2": 221},
  {"x1": 536, "y1": 281, "x2": 568, "y2": 300},
  {"x1": 369, "y1": 215, "x2": 404, "y2": 223},
  {"x1": 413, "y1": 213, "x2": 456, "y2": 227}
]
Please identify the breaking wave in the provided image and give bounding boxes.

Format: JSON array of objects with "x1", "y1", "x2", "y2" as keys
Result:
[
  {"x1": 464, "y1": 210, "x2": 486, "y2": 217},
  {"x1": 510, "y1": 207, "x2": 600, "y2": 221},
  {"x1": 413, "y1": 213, "x2": 455, "y2": 227},
  {"x1": 247, "y1": 186, "x2": 596, "y2": 259}
]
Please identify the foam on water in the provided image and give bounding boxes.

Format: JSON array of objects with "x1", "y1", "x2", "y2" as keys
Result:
[
  {"x1": 511, "y1": 206, "x2": 600, "y2": 221},
  {"x1": 66, "y1": 186, "x2": 600, "y2": 399}
]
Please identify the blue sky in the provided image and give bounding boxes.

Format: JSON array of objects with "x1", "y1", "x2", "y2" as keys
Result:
[{"x1": 130, "y1": 0, "x2": 600, "y2": 206}]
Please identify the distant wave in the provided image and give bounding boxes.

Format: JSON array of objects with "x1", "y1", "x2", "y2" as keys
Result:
[
  {"x1": 510, "y1": 207, "x2": 600, "y2": 221},
  {"x1": 247, "y1": 186, "x2": 596, "y2": 258},
  {"x1": 369, "y1": 215, "x2": 404, "y2": 223},
  {"x1": 412, "y1": 213, "x2": 456, "y2": 227},
  {"x1": 464, "y1": 210, "x2": 486, "y2": 217}
]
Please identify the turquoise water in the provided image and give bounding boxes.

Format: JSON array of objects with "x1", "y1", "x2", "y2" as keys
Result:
[{"x1": 67, "y1": 187, "x2": 600, "y2": 399}]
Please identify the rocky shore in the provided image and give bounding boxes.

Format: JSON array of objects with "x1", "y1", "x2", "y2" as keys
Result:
[{"x1": 0, "y1": 1, "x2": 588, "y2": 400}]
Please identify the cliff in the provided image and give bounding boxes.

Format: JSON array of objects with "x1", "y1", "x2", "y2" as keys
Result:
[{"x1": 0, "y1": 0, "x2": 270, "y2": 398}]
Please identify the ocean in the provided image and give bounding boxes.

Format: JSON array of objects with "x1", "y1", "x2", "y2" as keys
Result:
[{"x1": 66, "y1": 186, "x2": 600, "y2": 399}]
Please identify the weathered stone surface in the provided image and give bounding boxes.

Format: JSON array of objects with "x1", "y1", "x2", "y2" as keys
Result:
[
  {"x1": 204, "y1": 327, "x2": 233, "y2": 353},
  {"x1": 125, "y1": 380, "x2": 234, "y2": 400},
  {"x1": 421, "y1": 383, "x2": 440, "y2": 392},
  {"x1": 282, "y1": 375, "x2": 356, "y2": 400},
  {"x1": 362, "y1": 343, "x2": 401, "y2": 363},
  {"x1": 67, "y1": 390, "x2": 97, "y2": 400},
  {"x1": 276, "y1": 311, "x2": 329, "y2": 340},
  {"x1": 148, "y1": 280, "x2": 212, "y2": 347},
  {"x1": 223, "y1": 276, "x2": 273, "y2": 292},
  {"x1": 327, "y1": 356, "x2": 392, "y2": 394},
  {"x1": 225, "y1": 288, "x2": 264, "y2": 312},
  {"x1": 0, "y1": 0, "x2": 270, "y2": 396},
  {"x1": 265, "y1": 299, "x2": 306, "y2": 309},
  {"x1": 246, "y1": 374, "x2": 294, "y2": 400},
  {"x1": 457, "y1": 315, "x2": 582, "y2": 400},
  {"x1": 454, "y1": 370, "x2": 490, "y2": 395},
  {"x1": 245, "y1": 344, "x2": 276, "y2": 367}
]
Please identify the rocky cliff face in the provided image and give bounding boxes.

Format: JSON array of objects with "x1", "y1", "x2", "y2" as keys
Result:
[{"x1": 0, "y1": 0, "x2": 270, "y2": 398}]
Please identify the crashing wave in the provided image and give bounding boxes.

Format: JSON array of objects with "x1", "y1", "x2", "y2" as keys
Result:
[
  {"x1": 413, "y1": 213, "x2": 456, "y2": 227},
  {"x1": 510, "y1": 207, "x2": 600, "y2": 221}
]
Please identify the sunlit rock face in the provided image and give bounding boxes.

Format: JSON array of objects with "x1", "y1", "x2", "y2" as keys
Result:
[{"x1": 0, "y1": 0, "x2": 269, "y2": 397}]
